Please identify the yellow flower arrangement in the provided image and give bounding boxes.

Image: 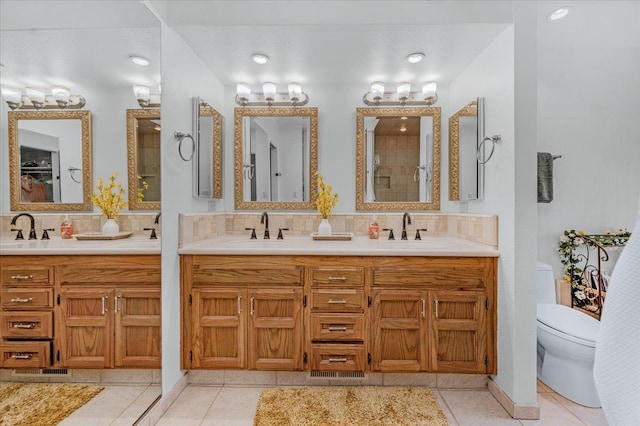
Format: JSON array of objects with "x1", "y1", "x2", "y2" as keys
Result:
[
  {"x1": 91, "y1": 172, "x2": 127, "y2": 219},
  {"x1": 315, "y1": 172, "x2": 339, "y2": 219},
  {"x1": 137, "y1": 175, "x2": 149, "y2": 202}
]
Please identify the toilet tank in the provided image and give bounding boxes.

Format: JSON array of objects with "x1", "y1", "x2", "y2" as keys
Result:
[{"x1": 536, "y1": 261, "x2": 557, "y2": 304}]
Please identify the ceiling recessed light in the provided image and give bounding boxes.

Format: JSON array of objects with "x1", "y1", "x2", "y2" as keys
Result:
[
  {"x1": 406, "y1": 52, "x2": 425, "y2": 64},
  {"x1": 547, "y1": 7, "x2": 570, "y2": 21},
  {"x1": 129, "y1": 55, "x2": 150, "y2": 66},
  {"x1": 251, "y1": 53, "x2": 269, "y2": 65}
]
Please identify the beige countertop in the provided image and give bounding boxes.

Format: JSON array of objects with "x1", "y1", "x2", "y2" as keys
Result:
[
  {"x1": 178, "y1": 235, "x2": 499, "y2": 257},
  {"x1": 0, "y1": 235, "x2": 161, "y2": 255}
]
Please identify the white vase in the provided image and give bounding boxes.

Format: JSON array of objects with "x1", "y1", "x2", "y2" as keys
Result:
[
  {"x1": 102, "y1": 218, "x2": 119, "y2": 236},
  {"x1": 318, "y1": 218, "x2": 332, "y2": 236}
]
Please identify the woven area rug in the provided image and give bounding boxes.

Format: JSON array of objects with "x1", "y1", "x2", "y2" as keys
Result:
[
  {"x1": 0, "y1": 382, "x2": 104, "y2": 426},
  {"x1": 253, "y1": 386, "x2": 449, "y2": 426}
]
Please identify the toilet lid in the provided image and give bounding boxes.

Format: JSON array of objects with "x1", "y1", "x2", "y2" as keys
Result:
[{"x1": 537, "y1": 304, "x2": 600, "y2": 342}]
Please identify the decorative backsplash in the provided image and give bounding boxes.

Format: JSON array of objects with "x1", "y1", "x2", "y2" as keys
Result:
[
  {"x1": 1, "y1": 213, "x2": 161, "y2": 238},
  {"x1": 179, "y1": 212, "x2": 498, "y2": 247}
]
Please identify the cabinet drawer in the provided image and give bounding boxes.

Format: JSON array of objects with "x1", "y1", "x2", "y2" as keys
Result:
[
  {"x1": 311, "y1": 314, "x2": 364, "y2": 341},
  {"x1": 1, "y1": 288, "x2": 54, "y2": 309},
  {"x1": 1, "y1": 312, "x2": 53, "y2": 338},
  {"x1": 192, "y1": 266, "x2": 302, "y2": 286},
  {"x1": 58, "y1": 265, "x2": 160, "y2": 285},
  {"x1": 311, "y1": 268, "x2": 364, "y2": 287},
  {"x1": 310, "y1": 343, "x2": 365, "y2": 371},
  {"x1": 1, "y1": 266, "x2": 53, "y2": 286},
  {"x1": 0, "y1": 341, "x2": 51, "y2": 368},
  {"x1": 310, "y1": 289, "x2": 365, "y2": 312},
  {"x1": 374, "y1": 266, "x2": 486, "y2": 288}
]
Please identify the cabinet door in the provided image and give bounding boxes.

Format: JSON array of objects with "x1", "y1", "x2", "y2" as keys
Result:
[
  {"x1": 192, "y1": 289, "x2": 245, "y2": 369},
  {"x1": 248, "y1": 288, "x2": 303, "y2": 371},
  {"x1": 58, "y1": 288, "x2": 113, "y2": 368},
  {"x1": 371, "y1": 289, "x2": 426, "y2": 372},
  {"x1": 114, "y1": 289, "x2": 161, "y2": 368},
  {"x1": 429, "y1": 290, "x2": 487, "y2": 373}
]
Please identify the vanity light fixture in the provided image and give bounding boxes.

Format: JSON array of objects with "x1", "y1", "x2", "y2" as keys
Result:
[
  {"x1": 129, "y1": 55, "x2": 150, "y2": 66},
  {"x1": 251, "y1": 53, "x2": 270, "y2": 65},
  {"x1": 363, "y1": 81, "x2": 438, "y2": 106},
  {"x1": 547, "y1": 6, "x2": 570, "y2": 21},
  {"x1": 133, "y1": 85, "x2": 160, "y2": 108},
  {"x1": 1, "y1": 85, "x2": 86, "y2": 110},
  {"x1": 406, "y1": 52, "x2": 425, "y2": 64},
  {"x1": 235, "y1": 81, "x2": 309, "y2": 107}
]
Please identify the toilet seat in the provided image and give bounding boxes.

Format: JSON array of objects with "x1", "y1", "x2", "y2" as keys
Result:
[{"x1": 537, "y1": 304, "x2": 599, "y2": 346}]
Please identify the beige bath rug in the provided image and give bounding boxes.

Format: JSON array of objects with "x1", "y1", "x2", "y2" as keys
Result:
[
  {"x1": 0, "y1": 382, "x2": 104, "y2": 426},
  {"x1": 254, "y1": 386, "x2": 449, "y2": 426}
]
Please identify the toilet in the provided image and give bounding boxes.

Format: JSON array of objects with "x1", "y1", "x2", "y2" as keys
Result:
[{"x1": 536, "y1": 261, "x2": 601, "y2": 407}]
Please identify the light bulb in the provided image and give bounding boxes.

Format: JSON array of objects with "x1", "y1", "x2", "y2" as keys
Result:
[
  {"x1": 288, "y1": 82, "x2": 302, "y2": 104},
  {"x1": 51, "y1": 86, "x2": 70, "y2": 108},
  {"x1": 26, "y1": 87, "x2": 45, "y2": 109},
  {"x1": 370, "y1": 81, "x2": 385, "y2": 102},
  {"x1": 236, "y1": 83, "x2": 251, "y2": 104},
  {"x1": 422, "y1": 82, "x2": 437, "y2": 104},
  {"x1": 397, "y1": 82, "x2": 411, "y2": 103},
  {"x1": 262, "y1": 82, "x2": 276, "y2": 102}
]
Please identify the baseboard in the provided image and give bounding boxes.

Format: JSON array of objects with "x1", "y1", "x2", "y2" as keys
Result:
[
  {"x1": 488, "y1": 378, "x2": 540, "y2": 420},
  {"x1": 136, "y1": 373, "x2": 188, "y2": 425}
]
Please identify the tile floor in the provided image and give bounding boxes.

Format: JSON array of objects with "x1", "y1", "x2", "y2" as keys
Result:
[
  {"x1": 58, "y1": 384, "x2": 161, "y2": 426},
  {"x1": 142, "y1": 379, "x2": 607, "y2": 426}
]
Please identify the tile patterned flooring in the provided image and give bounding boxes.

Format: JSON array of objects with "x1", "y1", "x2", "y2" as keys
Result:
[{"x1": 60, "y1": 379, "x2": 608, "y2": 425}]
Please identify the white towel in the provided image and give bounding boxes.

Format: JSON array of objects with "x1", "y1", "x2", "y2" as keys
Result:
[{"x1": 593, "y1": 213, "x2": 640, "y2": 424}]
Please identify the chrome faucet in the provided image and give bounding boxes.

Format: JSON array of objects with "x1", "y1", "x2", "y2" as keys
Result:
[
  {"x1": 144, "y1": 212, "x2": 161, "y2": 239},
  {"x1": 260, "y1": 212, "x2": 270, "y2": 239},
  {"x1": 401, "y1": 212, "x2": 412, "y2": 240},
  {"x1": 10, "y1": 213, "x2": 36, "y2": 240}
]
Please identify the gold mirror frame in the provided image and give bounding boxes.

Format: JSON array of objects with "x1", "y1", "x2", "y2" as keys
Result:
[
  {"x1": 234, "y1": 107, "x2": 318, "y2": 210},
  {"x1": 201, "y1": 104, "x2": 223, "y2": 199},
  {"x1": 9, "y1": 110, "x2": 92, "y2": 211},
  {"x1": 448, "y1": 101, "x2": 477, "y2": 201},
  {"x1": 127, "y1": 109, "x2": 161, "y2": 210},
  {"x1": 355, "y1": 107, "x2": 441, "y2": 211}
]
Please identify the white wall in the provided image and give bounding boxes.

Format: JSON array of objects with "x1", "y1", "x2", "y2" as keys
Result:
[
  {"x1": 450, "y1": 18, "x2": 538, "y2": 408},
  {"x1": 158, "y1": 22, "x2": 225, "y2": 394},
  {"x1": 537, "y1": 40, "x2": 640, "y2": 278}
]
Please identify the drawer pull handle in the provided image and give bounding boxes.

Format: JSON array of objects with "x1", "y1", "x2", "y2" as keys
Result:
[
  {"x1": 328, "y1": 358, "x2": 348, "y2": 363},
  {"x1": 13, "y1": 323, "x2": 36, "y2": 329},
  {"x1": 10, "y1": 297, "x2": 33, "y2": 303},
  {"x1": 422, "y1": 298, "x2": 426, "y2": 318},
  {"x1": 11, "y1": 353, "x2": 33, "y2": 360},
  {"x1": 327, "y1": 299, "x2": 347, "y2": 304},
  {"x1": 327, "y1": 276, "x2": 347, "y2": 281},
  {"x1": 250, "y1": 297, "x2": 255, "y2": 315},
  {"x1": 11, "y1": 275, "x2": 33, "y2": 280},
  {"x1": 114, "y1": 295, "x2": 119, "y2": 313},
  {"x1": 237, "y1": 295, "x2": 242, "y2": 315},
  {"x1": 328, "y1": 326, "x2": 347, "y2": 332},
  {"x1": 434, "y1": 298, "x2": 439, "y2": 319},
  {"x1": 102, "y1": 296, "x2": 107, "y2": 315}
]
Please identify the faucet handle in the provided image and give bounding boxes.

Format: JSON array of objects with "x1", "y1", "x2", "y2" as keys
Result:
[
  {"x1": 277, "y1": 228, "x2": 290, "y2": 240},
  {"x1": 143, "y1": 227, "x2": 157, "y2": 240},
  {"x1": 11, "y1": 228, "x2": 24, "y2": 240},
  {"x1": 244, "y1": 227, "x2": 257, "y2": 239},
  {"x1": 41, "y1": 228, "x2": 55, "y2": 240},
  {"x1": 414, "y1": 228, "x2": 428, "y2": 240},
  {"x1": 382, "y1": 228, "x2": 395, "y2": 240}
]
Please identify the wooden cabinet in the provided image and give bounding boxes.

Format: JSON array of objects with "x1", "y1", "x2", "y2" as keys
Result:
[
  {"x1": 184, "y1": 256, "x2": 303, "y2": 370},
  {"x1": 0, "y1": 255, "x2": 160, "y2": 370},
  {"x1": 0, "y1": 263, "x2": 54, "y2": 368},
  {"x1": 181, "y1": 254, "x2": 497, "y2": 375}
]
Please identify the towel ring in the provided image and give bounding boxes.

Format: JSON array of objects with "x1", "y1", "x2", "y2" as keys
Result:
[
  {"x1": 477, "y1": 134, "x2": 502, "y2": 164},
  {"x1": 174, "y1": 131, "x2": 195, "y2": 162},
  {"x1": 68, "y1": 167, "x2": 82, "y2": 184}
]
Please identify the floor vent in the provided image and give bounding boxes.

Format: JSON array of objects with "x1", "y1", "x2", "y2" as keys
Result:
[
  {"x1": 13, "y1": 368, "x2": 70, "y2": 376},
  {"x1": 308, "y1": 371, "x2": 367, "y2": 379}
]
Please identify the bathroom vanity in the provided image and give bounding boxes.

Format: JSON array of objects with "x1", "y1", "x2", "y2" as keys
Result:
[
  {"x1": 179, "y1": 236, "x2": 498, "y2": 375},
  {"x1": 0, "y1": 239, "x2": 161, "y2": 369}
]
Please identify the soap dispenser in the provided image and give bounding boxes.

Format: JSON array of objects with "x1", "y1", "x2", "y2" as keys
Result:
[
  {"x1": 368, "y1": 214, "x2": 380, "y2": 239},
  {"x1": 61, "y1": 215, "x2": 73, "y2": 239}
]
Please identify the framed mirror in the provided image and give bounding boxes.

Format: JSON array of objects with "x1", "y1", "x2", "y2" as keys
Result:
[
  {"x1": 8, "y1": 110, "x2": 92, "y2": 211},
  {"x1": 193, "y1": 98, "x2": 223, "y2": 198},
  {"x1": 234, "y1": 107, "x2": 318, "y2": 210},
  {"x1": 127, "y1": 109, "x2": 161, "y2": 210},
  {"x1": 449, "y1": 98, "x2": 483, "y2": 201},
  {"x1": 356, "y1": 107, "x2": 440, "y2": 211}
]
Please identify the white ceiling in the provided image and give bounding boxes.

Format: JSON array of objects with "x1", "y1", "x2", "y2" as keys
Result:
[{"x1": 0, "y1": 1, "x2": 638, "y2": 98}]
